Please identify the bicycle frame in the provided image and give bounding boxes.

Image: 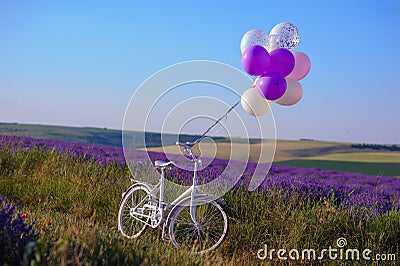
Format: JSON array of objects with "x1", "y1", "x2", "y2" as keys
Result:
[{"x1": 130, "y1": 146, "x2": 209, "y2": 230}]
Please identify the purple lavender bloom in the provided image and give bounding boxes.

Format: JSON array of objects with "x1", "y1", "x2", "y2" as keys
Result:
[
  {"x1": 0, "y1": 195, "x2": 39, "y2": 264},
  {"x1": 343, "y1": 192, "x2": 394, "y2": 220}
]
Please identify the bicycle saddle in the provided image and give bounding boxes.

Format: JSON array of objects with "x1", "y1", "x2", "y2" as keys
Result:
[{"x1": 154, "y1": 160, "x2": 175, "y2": 168}]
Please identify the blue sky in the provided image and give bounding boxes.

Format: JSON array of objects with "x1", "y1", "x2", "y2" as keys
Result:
[{"x1": 1, "y1": 0, "x2": 399, "y2": 143}]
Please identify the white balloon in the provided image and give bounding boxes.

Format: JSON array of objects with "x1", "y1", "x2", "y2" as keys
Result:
[
  {"x1": 241, "y1": 87, "x2": 271, "y2": 116},
  {"x1": 266, "y1": 34, "x2": 281, "y2": 52},
  {"x1": 269, "y1": 22, "x2": 300, "y2": 51},
  {"x1": 240, "y1": 29, "x2": 269, "y2": 54},
  {"x1": 275, "y1": 78, "x2": 303, "y2": 106}
]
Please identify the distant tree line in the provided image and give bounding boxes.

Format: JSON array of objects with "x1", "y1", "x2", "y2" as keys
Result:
[{"x1": 351, "y1": 143, "x2": 400, "y2": 151}]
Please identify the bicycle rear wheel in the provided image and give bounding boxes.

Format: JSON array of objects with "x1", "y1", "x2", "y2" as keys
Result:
[
  {"x1": 169, "y1": 200, "x2": 228, "y2": 254},
  {"x1": 118, "y1": 185, "x2": 152, "y2": 239}
]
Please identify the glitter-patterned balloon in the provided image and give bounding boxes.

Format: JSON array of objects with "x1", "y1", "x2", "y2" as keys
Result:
[
  {"x1": 269, "y1": 22, "x2": 300, "y2": 51},
  {"x1": 240, "y1": 29, "x2": 269, "y2": 54}
]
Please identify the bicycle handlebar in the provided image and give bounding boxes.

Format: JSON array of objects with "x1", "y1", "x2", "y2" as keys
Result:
[
  {"x1": 175, "y1": 141, "x2": 198, "y2": 160},
  {"x1": 175, "y1": 141, "x2": 196, "y2": 148}
]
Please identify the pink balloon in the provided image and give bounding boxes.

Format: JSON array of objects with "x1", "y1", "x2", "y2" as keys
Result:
[
  {"x1": 287, "y1": 52, "x2": 311, "y2": 80},
  {"x1": 241, "y1": 45, "x2": 270, "y2": 76},
  {"x1": 275, "y1": 78, "x2": 303, "y2": 106},
  {"x1": 256, "y1": 72, "x2": 287, "y2": 101},
  {"x1": 268, "y1": 48, "x2": 295, "y2": 77}
]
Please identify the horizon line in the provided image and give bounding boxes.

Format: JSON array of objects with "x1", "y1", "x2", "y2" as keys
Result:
[{"x1": 0, "y1": 121, "x2": 399, "y2": 146}]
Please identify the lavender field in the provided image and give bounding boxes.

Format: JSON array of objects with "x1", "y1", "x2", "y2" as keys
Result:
[
  {"x1": 0, "y1": 134, "x2": 399, "y2": 265},
  {"x1": 2, "y1": 135, "x2": 399, "y2": 218}
]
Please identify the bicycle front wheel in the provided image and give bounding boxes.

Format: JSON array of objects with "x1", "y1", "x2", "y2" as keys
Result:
[
  {"x1": 118, "y1": 185, "x2": 152, "y2": 239},
  {"x1": 169, "y1": 200, "x2": 228, "y2": 254}
]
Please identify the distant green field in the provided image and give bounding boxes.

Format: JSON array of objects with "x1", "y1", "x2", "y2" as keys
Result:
[
  {"x1": 0, "y1": 123, "x2": 123, "y2": 146},
  {"x1": 0, "y1": 123, "x2": 203, "y2": 148},
  {"x1": 302, "y1": 152, "x2": 400, "y2": 163},
  {"x1": 275, "y1": 159, "x2": 400, "y2": 177}
]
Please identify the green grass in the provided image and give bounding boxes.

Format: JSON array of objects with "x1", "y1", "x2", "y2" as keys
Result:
[
  {"x1": 276, "y1": 159, "x2": 400, "y2": 177},
  {"x1": 1, "y1": 145, "x2": 399, "y2": 265}
]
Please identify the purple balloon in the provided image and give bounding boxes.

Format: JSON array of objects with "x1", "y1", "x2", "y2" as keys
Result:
[
  {"x1": 241, "y1": 45, "x2": 270, "y2": 76},
  {"x1": 268, "y1": 48, "x2": 295, "y2": 77},
  {"x1": 256, "y1": 72, "x2": 287, "y2": 100}
]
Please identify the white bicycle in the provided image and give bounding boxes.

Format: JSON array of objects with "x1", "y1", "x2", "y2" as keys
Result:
[{"x1": 118, "y1": 140, "x2": 228, "y2": 254}]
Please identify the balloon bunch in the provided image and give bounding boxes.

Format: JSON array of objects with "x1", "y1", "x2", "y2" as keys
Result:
[{"x1": 240, "y1": 22, "x2": 311, "y2": 116}]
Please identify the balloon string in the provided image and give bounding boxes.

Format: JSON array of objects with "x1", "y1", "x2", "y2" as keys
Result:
[{"x1": 193, "y1": 100, "x2": 240, "y2": 144}]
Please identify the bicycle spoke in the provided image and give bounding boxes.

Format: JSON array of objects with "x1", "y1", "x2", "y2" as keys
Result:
[
  {"x1": 118, "y1": 186, "x2": 151, "y2": 239},
  {"x1": 174, "y1": 220, "x2": 195, "y2": 225},
  {"x1": 174, "y1": 227, "x2": 196, "y2": 238},
  {"x1": 170, "y1": 201, "x2": 227, "y2": 254}
]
